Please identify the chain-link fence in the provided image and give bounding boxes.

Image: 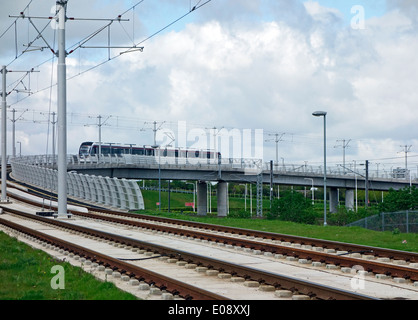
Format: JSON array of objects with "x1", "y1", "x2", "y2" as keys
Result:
[{"x1": 346, "y1": 210, "x2": 418, "y2": 233}]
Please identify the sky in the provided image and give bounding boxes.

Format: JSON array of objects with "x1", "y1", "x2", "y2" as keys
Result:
[{"x1": 0, "y1": 0, "x2": 417, "y2": 178}]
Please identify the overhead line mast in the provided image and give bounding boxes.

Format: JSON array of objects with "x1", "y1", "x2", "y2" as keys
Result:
[
  {"x1": 10, "y1": 1, "x2": 130, "y2": 218},
  {"x1": 6, "y1": 0, "x2": 211, "y2": 216},
  {"x1": 56, "y1": 0, "x2": 68, "y2": 217},
  {"x1": 1, "y1": 67, "x2": 37, "y2": 203}
]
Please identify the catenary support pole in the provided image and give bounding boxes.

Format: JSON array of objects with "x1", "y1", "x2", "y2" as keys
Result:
[
  {"x1": 57, "y1": 1, "x2": 68, "y2": 217},
  {"x1": 1, "y1": 66, "x2": 7, "y2": 202}
]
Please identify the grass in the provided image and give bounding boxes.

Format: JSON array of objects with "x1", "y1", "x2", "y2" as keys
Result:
[
  {"x1": 1, "y1": 188, "x2": 416, "y2": 300},
  {"x1": 0, "y1": 231, "x2": 137, "y2": 300},
  {"x1": 138, "y1": 210, "x2": 418, "y2": 253},
  {"x1": 141, "y1": 189, "x2": 418, "y2": 253},
  {"x1": 141, "y1": 189, "x2": 270, "y2": 212}
]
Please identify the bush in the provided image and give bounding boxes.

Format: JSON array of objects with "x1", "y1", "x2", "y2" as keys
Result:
[
  {"x1": 379, "y1": 186, "x2": 418, "y2": 212},
  {"x1": 268, "y1": 190, "x2": 316, "y2": 224},
  {"x1": 227, "y1": 209, "x2": 252, "y2": 219},
  {"x1": 326, "y1": 206, "x2": 378, "y2": 226}
]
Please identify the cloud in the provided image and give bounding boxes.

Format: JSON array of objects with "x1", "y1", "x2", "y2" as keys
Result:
[{"x1": 1, "y1": 0, "x2": 417, "y2": 170}]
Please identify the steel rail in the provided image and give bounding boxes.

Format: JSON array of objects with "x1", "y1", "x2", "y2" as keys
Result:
[
  {"x1": 4, "y1": 188, "x2": 418, "y2": 282},
  {"x1": 62, "y1": 208, "x2": 418, "y2": 282},
  {"x1": 111, "y1": 212, "x2": 418, "y2": 263},
  {"x1": 10, "y1": 179, "x2": 418, "y2": 264},
  {"x1": 0, "y1": 207, "x2": 378, "y2": 300},
  {"x1": 0, "y1": 215, "x2": 227, "y2": 301}
]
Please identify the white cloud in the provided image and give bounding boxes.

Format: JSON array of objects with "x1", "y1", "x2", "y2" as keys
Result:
[{"x1": 0, "y1": 0, "x2": 417, "y2": 172}]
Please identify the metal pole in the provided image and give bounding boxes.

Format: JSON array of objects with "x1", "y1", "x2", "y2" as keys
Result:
[
  {"x1": 168, "y1": 179, "x2": 171, "y2": 213},
  {"x1": 313, "y1": 111, "x2": 327, "y2": 226},
  {"x1": 158, "y1": 147, "x2": 161, "y2": 211},
  {"x1": 52, "y1": 112, "x2": 56, "y2": 165},
  {"x1": 57, "y1": 1, "x2": 68, "y2": 217},
  {"x1": 365, "y1": 160, "x2": 369, "y2": 208},
  {"x1": 12, "y1": 109, "x2": 16, "y2": 158},
  {"x1": 98, "y1": 115, "x2": 102, "y2": 161},
  {"x1": 270, "y1": 160, "x2": 273, "y2": 210},
  {"x1": 245, "y1": 184, "x2": 247, "y2": 211},
  {"x1": 1, "y1": 66, "x2": 7, "y2": 202}
]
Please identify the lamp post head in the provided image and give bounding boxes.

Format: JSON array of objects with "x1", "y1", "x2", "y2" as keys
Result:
[{"x1": 312, "y1": 111, "x2": 327, "y2": 117}]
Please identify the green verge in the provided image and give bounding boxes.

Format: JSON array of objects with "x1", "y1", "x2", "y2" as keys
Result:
[
  {"x1": 141, "y1": 189, "x2": 417, "y2": 253},
  {"x1": 139, "y1": 210, "x2": 418, "y2": 253},
  {"x1": 0, "y1": 231, "x2": 137, "y2": 300}
]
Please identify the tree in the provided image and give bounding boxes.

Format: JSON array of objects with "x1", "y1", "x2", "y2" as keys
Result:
[
  {"x1": 379, "y1": 186, "x2": 418, "y2": 212},
  {"x1": 269, "y1": 190, "x2": 316, "y2": 224}
]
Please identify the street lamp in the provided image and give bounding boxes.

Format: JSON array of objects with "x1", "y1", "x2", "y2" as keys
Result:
[
  {"x1": 304, "y1": 178, "x2": 315, "y2": 205},
  {"x1": 312, "y1": 111, "x2": 327, "y2": 226}
]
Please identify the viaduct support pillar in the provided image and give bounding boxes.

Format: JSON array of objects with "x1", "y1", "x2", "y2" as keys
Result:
[
  {"x1": 345, "y1": 189, "x2": 354, "y2": 211},
  {"x1": 217, "y1": 181, "x2": 228, "y2": 217},
  {"x1": 197, "y1": 181, "x2": 207, "y2": 216},
  {"x1": 329, "y1": 188, "x2": 338, "y2": 213}
]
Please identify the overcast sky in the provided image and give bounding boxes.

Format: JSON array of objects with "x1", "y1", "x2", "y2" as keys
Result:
[{"x1": 1, "y1": 0, "x2": 417, "y2": 176}]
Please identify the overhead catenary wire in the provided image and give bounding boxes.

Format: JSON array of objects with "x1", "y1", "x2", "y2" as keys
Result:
[
  {"x1": 3, "y1": 0, "x2": 213, "y2": 105},
  {"x1": 0, "y1": 0, "x2": 33, "y2": 41},
  {"x1": 2, "y1": 1, "x2": 414, "y2": 169}
]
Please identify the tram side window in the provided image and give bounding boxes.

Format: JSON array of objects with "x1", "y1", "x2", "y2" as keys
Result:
[
  {"x1": 113, "y1": 148, "x2": 123, "y2": 155},
  {"x1": 145, "y1": 149, "x2": 155, "y2": 156},
  {"x1": 132, "y1": 148, "x2": 144, "y2": 155}
]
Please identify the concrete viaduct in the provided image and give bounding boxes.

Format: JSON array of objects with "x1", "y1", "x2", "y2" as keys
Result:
[{"x1": 67, "y1": 156, "x2": 418, "y2": 216}]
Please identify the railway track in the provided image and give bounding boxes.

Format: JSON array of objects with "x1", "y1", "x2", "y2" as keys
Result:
[
  {"x1": 76, "y1": 209, "x2": 418, "y2": 280},
  {"x1": 1, "y1": 184, "x2": 418, "y2": 300},
  {"x1": 1, "y1": 205, "x2": 377, "y2": 300}
]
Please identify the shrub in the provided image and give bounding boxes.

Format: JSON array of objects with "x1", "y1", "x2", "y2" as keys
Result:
[
  {"x1": 269, "y1": 190, "x2": 316, "y2": 224},
  {"x1": 379, "y1": 186, "x2": 418, "y2": 212}
]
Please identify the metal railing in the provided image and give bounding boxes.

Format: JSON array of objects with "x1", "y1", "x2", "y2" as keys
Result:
[
  {"x1": 9, "y1": 155, "x2": 144, "y2": 211},
  {"x1": 69, "y1": 154, "x2": 417, "y2": 181}
]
